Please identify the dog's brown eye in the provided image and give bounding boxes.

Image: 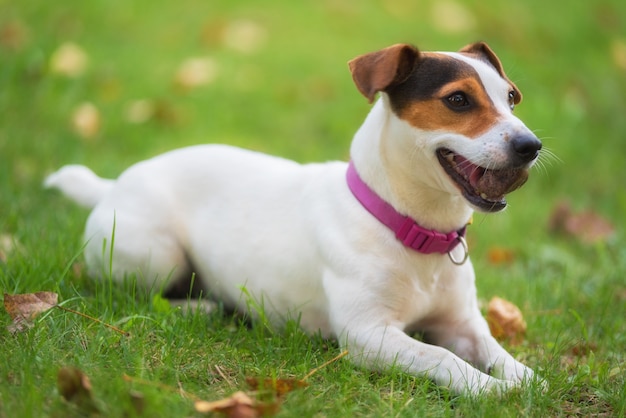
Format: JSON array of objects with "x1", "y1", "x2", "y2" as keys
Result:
[
  {"x1": 508, "y1": 91, "x2": 516, "y2": 110},
  {"x1": 446, "y1": 92, "x2": 470, "y2": 109}
]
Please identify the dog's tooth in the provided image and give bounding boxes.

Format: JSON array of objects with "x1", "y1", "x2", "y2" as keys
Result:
[
  {"x1": 480, "y1": 193, "x2": 488, "y2": 200},
  {"x1": 446, "y1": 153, "x2": 455, "y2": 163}
]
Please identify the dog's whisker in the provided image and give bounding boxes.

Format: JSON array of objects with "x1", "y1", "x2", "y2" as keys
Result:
[{"x1": 538, "y1": 147, "x2": 561, "y2": 165}]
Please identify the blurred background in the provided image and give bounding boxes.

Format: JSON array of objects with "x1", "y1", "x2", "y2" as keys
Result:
[
  {"x1": 0, "y1": 0, "x2": 624, "y2": 277},
  {"x1": 2, "y1": 2, "x2": 625, "y2": 414}
]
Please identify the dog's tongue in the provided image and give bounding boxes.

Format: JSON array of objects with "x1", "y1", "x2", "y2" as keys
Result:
[
  {"x1": 455, "y1": 155, "x2": 528, "y2": 199},
  {"x1": 454, "y1": 155, "x2": 485, "y2": 187}
]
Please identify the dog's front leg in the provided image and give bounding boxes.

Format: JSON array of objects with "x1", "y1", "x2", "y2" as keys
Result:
[
  {"x1": 324, "y1": 274, "x2": 512, "y2": 395},
  {"x1": 427, "y1": 312, "x2": 535, "y2": 385},
  {"x1": 337, "y1": 323, "x2": 513, "y2": 396},
  {"x1": 475, "y1": 333, "x2": 536, "y2": 384}
]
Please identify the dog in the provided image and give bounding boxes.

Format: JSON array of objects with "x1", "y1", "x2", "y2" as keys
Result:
[{"x1": 45, "y1": 41, "x2": 542, "y2": 395}]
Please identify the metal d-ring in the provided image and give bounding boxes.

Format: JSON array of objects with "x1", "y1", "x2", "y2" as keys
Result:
[{"x1": 448, "y1": 236, "x2": 469, "y2": 265}]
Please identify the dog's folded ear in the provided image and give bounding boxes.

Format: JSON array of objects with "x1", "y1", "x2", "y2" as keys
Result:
[
  {"x1": 460, "y1": 42, "x2": 522, "y2": 104},
  {"x1": 349, "y1": 44, "x2": 420, "y2": 103}
]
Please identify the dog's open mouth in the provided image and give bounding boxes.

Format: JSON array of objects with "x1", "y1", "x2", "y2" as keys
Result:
[{"x1": 436, "y1": 149, "x2": 528, "y2": 212}]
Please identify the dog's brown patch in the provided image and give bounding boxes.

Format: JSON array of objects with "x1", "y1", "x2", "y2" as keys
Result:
[
  {"x1": 397, "y1": 75, "x2": 501, "y2": 138},
  {"x1": 386, "y1": 53, "x2": 504, "y2": 138}
]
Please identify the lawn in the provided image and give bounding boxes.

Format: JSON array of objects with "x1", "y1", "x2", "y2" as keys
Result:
[{"x1": 1, "y1": 0, "x2": 625, "y2": 416}]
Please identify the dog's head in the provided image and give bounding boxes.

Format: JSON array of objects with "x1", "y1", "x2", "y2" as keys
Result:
[{"x1": 349, "y1": 42, "x2": 541, "y2": 213}]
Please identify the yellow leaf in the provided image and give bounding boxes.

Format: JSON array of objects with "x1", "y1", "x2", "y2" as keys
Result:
[
  {"x1": 611, "y1": 39, "x2": 626, "y2": 71},
  {"x1": 175, "y1": 57, "x2": 219, "y2": 90},
  {"x1": 124, "y1": 99, "x2": 155, "y2": 124},
  {"x1": 71, "y1": 102, "x2": 101, "y2": 140},
  {"x1": 487, "y1": 247, "x2": 515, "y2": 265},
  {"x1": 0, "y1": 233, "x2": 23, "y2": 263},
  {"x1": 50, "y1": 42, "x2": 88, "y2": 77},
  {"x1": 221, "y1": 20, "x2": 267, "y2": 54},
  {"x1": 431, "y1": 1, "x2": 476, "y2": 34}
]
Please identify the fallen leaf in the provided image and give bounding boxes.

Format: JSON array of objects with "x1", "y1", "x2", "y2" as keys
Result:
[
  {"x1": 57, "y1": 367, "x2": 100, "y2": 413},
  {"x1": 50, "y1": 42, "x2": 88, "y2": 77},
  {"x1": 221, "y1": 20, "x2": 267, "y2": 54},
  {"x1": 124, "y1": 99, "x2": 155, "y2": 124},
  {"x1": 194, "y1": 391, "x2": 259, "y2": 417},
  {"x1": 71, "y1": 102, "x2": 101, "y2": 140},
  {"x1": 548, "y1": 200, "x2": 615, "y2": 244},
  {"x1": 245, "y1": 377, "x2": 308, "y2": 397},
  {"x1": 486, "y1": 296, "x2": 526, "y2": 345},
  {"x1": 4, "y1": 291, "x2": 57, "y2": 319},
  {"x1": 174, "y1": 57, "x2": 219, "y2": 90},
  {"x1": 487, "y1": 247, "x2": 515, "y2": 265},
  {"x1": 612, "y1": 39, "x2": 626, "y2": 71},
  {"x1": 0, "y1": 233, "x2": 23, "y2": 263},
  {"x1": 570, "y1": 341, "x2": 597, "y2": 357},
  {"x1": 431, "y1": 0, "x2": 476, "y2": 34},
  {"x1": 195, "y1": 351, "x2": 345, "y2": 416},
  {"x1": 4, "y1": 291, "x2": 58, "y2": 334},
  {"x1": 0, "y1": 20, "x2": 29, "y2": 51},
  {"x1": 129, "y1": 390, "x2": 145, "y2": 415},
  {"x1": 381, "y1": 0, "x2": 420, "y2": 20},
  {"x1": 72, "y1": 262, "x2": 84, "y2": 278}
]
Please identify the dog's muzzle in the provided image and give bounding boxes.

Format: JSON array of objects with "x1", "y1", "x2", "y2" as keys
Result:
[{"x1": 437, "y1": 135, "x2": 541, "y2": 212}]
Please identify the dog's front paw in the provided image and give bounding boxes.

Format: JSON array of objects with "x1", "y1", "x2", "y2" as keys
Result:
[
  {"x1": 489, "y1": 359, "x2": 533, "y2": 382},
  {"x1": 458, "y1": 375, "x2": 517, "y2": 397},
  {"x1": 489, "y1": 361, "x2": 547, "y2": 392}
]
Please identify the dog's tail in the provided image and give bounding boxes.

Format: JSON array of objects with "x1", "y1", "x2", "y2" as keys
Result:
[{"x1": 44, "y1": 165, "x2": 115, "y2": 209}]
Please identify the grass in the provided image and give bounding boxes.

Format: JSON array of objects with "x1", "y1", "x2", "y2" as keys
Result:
[{"x1": 1, "y1": 0, "x2": 625, "y2": 416}]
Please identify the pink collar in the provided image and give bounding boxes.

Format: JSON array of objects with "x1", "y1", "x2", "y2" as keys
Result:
[{"x1": 346, "y1": 161, "x2": 468, "y2": 263}]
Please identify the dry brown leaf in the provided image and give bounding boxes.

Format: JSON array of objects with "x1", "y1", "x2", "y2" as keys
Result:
[
  {"x1": 548, "y1": 200, "x2": 615, "y2": 244},
  {"x1": 57, "y1": 367, "x2": 100, "y2": 413},
  {"x1": 486, "y1": 296, "x2": 527, "y2": 346},
  {"x1": 4, "y1": 291, "x2": 58, "y2": 333},
  {"x1": 4, "y1": 291, "x2": 58, "y2": 319},
  {"x1": 0, "y1": 20, "x2": 29, "y2": 51},
  {"x1": 570, "y1": 341, "x2": 597, "y2": 357},
  {"x1": 194, "y1": 391, "x2": 259, "y2": 417},
  {"x1": 50, "y1": 42, "x2": 88, "y2": 77},
  {"x1": 194, "y1": 377, "x2": 307, "y2": 416},
  {"x1": 129, "y1": 390, "x2": 145, "y2": 415},
  {"x1": 245, "y1": 377, "x2": 308, "y2": 397},
  {"x1": 195, "y1": 351, "x2": 345, "y2": 416},
  {"x1": 71, "y1": 102, "x2": 101, "y2": 140}
]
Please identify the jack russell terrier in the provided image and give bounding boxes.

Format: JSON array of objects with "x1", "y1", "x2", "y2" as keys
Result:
[{"x1": 46, "y1": 42, "x2": 542, "y2": 395}]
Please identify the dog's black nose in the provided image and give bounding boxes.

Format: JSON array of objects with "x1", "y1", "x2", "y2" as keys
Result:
[{"x1": 511, "y1": 134, "x2": 542, "y2": 164}]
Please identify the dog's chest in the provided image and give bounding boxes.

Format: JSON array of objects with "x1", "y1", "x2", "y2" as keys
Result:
[{"x1": 383, "y1": 258, "x2": 469, "y2": 327}]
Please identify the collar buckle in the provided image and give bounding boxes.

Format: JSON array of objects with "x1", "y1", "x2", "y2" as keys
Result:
[{"x1": 396, "y1": 218, "x2": 465, "y2": 255}]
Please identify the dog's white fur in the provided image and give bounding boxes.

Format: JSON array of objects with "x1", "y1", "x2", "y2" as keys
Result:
[{"x1": 46, "y1": 43, "x2": 539, "y2": 395}]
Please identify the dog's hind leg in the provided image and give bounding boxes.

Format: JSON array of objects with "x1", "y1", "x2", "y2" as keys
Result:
[{"x1": 82, "y1": 205, "x2": 193, "y2": 295}]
